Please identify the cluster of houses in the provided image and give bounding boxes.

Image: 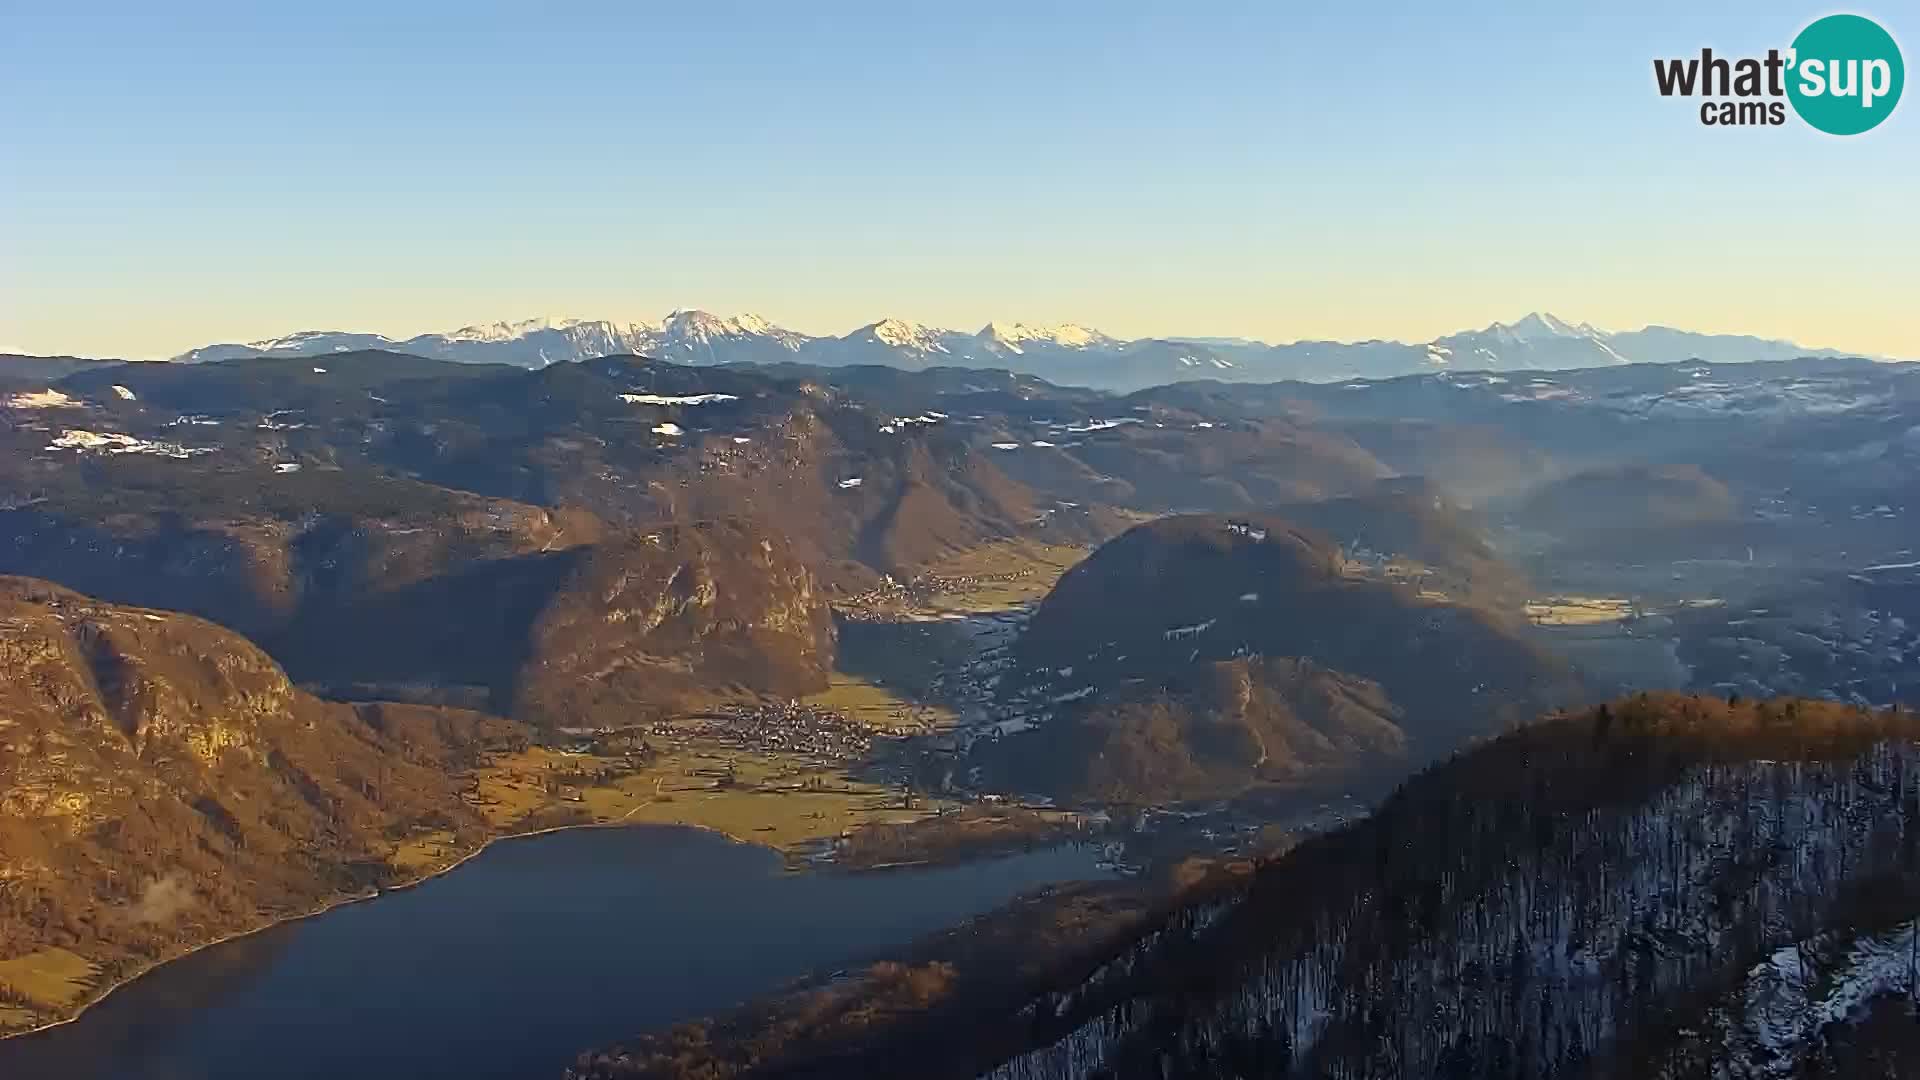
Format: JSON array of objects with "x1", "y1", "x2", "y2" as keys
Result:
[
  {"x1": 658, "y1": 701, "x2": 877, "y2": 759},
  {"x1": 837, "y1": 568, "x2": 1038, "y2": 622}
]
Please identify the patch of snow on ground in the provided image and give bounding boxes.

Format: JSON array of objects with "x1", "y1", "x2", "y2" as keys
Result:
[
  {"x1": 274, "y1": 463, "x2": 301, "y2": 473},
  {"x1": 1726, "y1": 920, "x2": 1918, "y2": 1077},
  {"x1": 838, "y1": 477, "x2": 863, "y2": 489},
  {"x1": 47, "y1": 429, "x2": 212, "y2": 459},
  {"x1": 1606, "y1": 381, "x2": 1887, "y2": 420},
  {"x1": 992, "y1": 442, "x2": 1021, "y2": 450},
  {"x1": 619, "y1": 392, "x2": 740, "y2": 406},
  {"x1": 6, "y1": 389, "x2": 82, "y2": 409},
  {"x1": 890, "y1": 414, "x2": 943, "y2": 429},
  {"x1": 1502, "y1": 384, "x2": 1577, "y2": 402},
  {"x1": 312, "y1": 367, "x2": 327, "y2": 373},
  {"x1": 110, "y1": 385, "x2": 137, "y2": 401},
  {"x1": 1164, "y1": 618, "x2": 1216, "y2": 641},
  {"x1": 651, "y1": 422, "x2": 684, "y2": 436}
]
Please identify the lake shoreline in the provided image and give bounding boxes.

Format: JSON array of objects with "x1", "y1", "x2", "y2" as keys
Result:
[
  {"x1": 0, "y1": 814, "x2": 765, "y2": 1043},
  {"x1": 4, "y1": 751, "x2": 1104, "y2": 1045},
  {"x1": 2, "y1": 824, "x2": 1116, "y2": 1080}
]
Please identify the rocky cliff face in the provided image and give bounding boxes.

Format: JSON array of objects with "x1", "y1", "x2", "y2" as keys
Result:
[
  {"x1": 0, "y1": 577, "x2": 521, "y2": 1028},
  {"x1": 511, "y1": 519, "x2": 837, "y2": 726},
  {"x1": 253, "y1": 520, "x2": 837, "y2": 725}
]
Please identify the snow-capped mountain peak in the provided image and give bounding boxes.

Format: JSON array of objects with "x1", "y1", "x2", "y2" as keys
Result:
[
  {"x1": 1428, "y1": 312, "x2": 1631, "y2": 370},
  {"x1": 1506, "y1": 311, "x2": 1582, "y2": 340},
  {"x1": 651, "y1": 310, "x2": 805, "y2": 357},
  {"x1": 862, "y1": 318, "x2": 952, "y2": 353},
  {"x1": 243, "y1": 329, "x2": 398, "y2": 352},
  {"x1": 442, "y1": 316, "x2": 600, "y2": 344},
  {"x1": 980, "y1": 322, "x2": 1112, "y2": 351},
  {"x1": 1474, "y1": 312, "x2": 1596, "y2": 345},
  {"x1": 659, "y1": 309, "x2": 769, "y2": 340}
]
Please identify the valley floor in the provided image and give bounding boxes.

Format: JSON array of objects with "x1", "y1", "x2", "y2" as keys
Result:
[{"x1": 0, "y1": 538, "x2": 1107, "y2": 1039}]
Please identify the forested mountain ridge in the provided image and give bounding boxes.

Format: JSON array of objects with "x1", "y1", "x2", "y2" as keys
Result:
[
  {"x1": 1005, "y1": 656, "x2": 1410, "y2": 805},
  {"x1": 1517, "y1": 463, "x2": 1738, "y2": 534},
  {"x1": 4, "y1": 352, "x2": 1132, "y2": 591},
  {"x1": 988, "y1": 694, "x2": 1920, "y2": 1079},
  {"x1": 1273, "y1": 478, "x2": 1530, "y2": 610},
  {"x1": 994, "y1": 513, "x2": 1576, "y2": 803}
]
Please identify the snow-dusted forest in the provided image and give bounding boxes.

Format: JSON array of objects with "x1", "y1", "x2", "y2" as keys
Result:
[{"x1": 989, "y1": 697, "x2": 1920, "y2": 1079}]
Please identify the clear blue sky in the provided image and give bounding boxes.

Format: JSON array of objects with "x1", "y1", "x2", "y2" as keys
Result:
[{"x1": 2, "y1": 1, "x2": 1914, "y2": 358}]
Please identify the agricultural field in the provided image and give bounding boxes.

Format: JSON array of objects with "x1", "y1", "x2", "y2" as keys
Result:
[
  {"x1": 0, "y1": 948, "x2": 94, "y2": 1028},
  {"x1": 916, "y1": 541, "x2": 1091, "y2": 612},
  {"x1": 804, "y1": 673, "x2": 957, "y2": 733},
  {"x1": 838, "y1": 539, "x2": 1093, "y2": 621},
  {"x1": 1523, "y1": 595, "x2": 1637, "y2": 626},
  {"x1": 420, "y1": 742, "x2": 948, "y2": 863}
]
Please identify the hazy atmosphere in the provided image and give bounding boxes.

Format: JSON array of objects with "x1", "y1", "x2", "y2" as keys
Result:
[
  {"x1": 5, "y1": 6, "x2": 1919, "y2": 1079},
  {"x1": 4, "y1": 2, "x2": 1915, "y2": 358}
]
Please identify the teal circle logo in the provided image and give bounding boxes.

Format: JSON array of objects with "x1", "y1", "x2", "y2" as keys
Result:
[{"x1": 1787, "y1": 14, "x2": 1904, "y2": 134}]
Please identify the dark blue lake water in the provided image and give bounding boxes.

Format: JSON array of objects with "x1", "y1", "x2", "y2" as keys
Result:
[{"x1": 0, "y1": 826, "x2": 1107, "y2": 1080}]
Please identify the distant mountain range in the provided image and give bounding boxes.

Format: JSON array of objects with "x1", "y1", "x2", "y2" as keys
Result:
[{"x1": 175, "y1": 311, "x2": 1879, "y2": 391}]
